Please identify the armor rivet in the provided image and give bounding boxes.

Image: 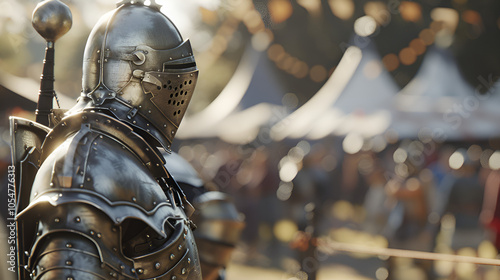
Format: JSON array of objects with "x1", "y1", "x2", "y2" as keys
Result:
[
  {"x1": 146, "y1": 148, "x2": 149, "y2": 151},
  {"x1": 147, "y1": 129, "x2": 150, "y2": 132},
  {"x1": 90, "y1": 230, "x2": 95, "y2": 235},
  {"x1": 54, "y1": 218, "x2": 60, "y2": 223},
  {"x1": 93, "y1": 142, "x2": 97, "y2": 145},
  {"x1": 172, "y1": 276, "x2": 177, "y2": 280},
  {"x1": 82, "y1": 116, "x2": 87, "y2": 120},
  {"x1": 132, "y1": 197, "x2": 137, "y2": 202},
  {"x1": 112, "y1": 227, "x2": 117, "y2": 232},
  {"x1": 170, "y1": 254, "x2": 175, "y2": 260},
  {"x1": 79, "y1": 184, "x2": 84, "y2": 188},
  {"x1": 37, "y1": 231, "x2": 42, "y2": 236},
  {"x1": 187, "y1": 258, "x2": 191, "y2": 264},
  {"x1": 163, "y1": 124, "x2": 167, "y2": 128},
  {"x1": 87, "y1": 177, "x2": 91, "y2": 182},
  {"x1": 40, "y1": 267, "x2": 44, "y2": 271},
  {"x1": 111, "y1": 272, "x2": 117, "y2": 277},
  {"x1": 181, "y1": 268, "x2": 186, "y2": 275},
  {"x1": 183, "y1": 234, "x2": 186, "y2": 240},
  {"x1": 155, "y1": 262, "x2": 161, "y2": 270},
  {"x1": 137, "y1": 268, "x2": 144, "y2": 274},
  {"x1": 80, "y1": 171, "x2": 84, "y2": 175},
  {"x1": 181, "y1": 54, "x2": 184, "y2": 57},
  {"x1": 153, "y1": 201, "x2": 157, "y2": 205},
  {"x1": 97, "y1": 50, "x2": 100, "y2": 53},
  {"x1": 34, "y1": 192, "x2": 38, "y2": 196},
  {"x1": 97, "y1": 233, "x2": 102, "y2": 238},
  {"x1": 133, "y1": 121, "x2": 137, "y2": 124},
  {"x1": 67, "y1": 277, "x2": 74, "y2": 280},
  {"x1": 104, "y1": 59, "x2": 108, "y2": 62},
  {"x1": 66, "y1": 243, "x2": 72, "y2": 248},
  {"x1": 49, "y1": 183, "x2": 54, "y2": 187},
  {"x1": 65, "y1": 260, "x2": 72, "y2": 266},
  {"x1": 146, "y1": 123, "x2": 150, "y2": 126},
  {"x1": 120, "y1": 265, "x2": 125, "y2": 270},
  {"x1": 113, "y1": 247, "x2": 118, "y2": 252},
  {"x1": 170, "y1": 57, "x2": 173, "y2": 60},
  {"x1": 98, "y1": 60, "x2": 100, "y2": 63},
  {"x1": 171, "y1": 130, "x2": 175, "y2": 135},
  {"x1": 178, "y1": 244, "x2": 182, "y2": 250},
  {"x1": 178, "y1": 75, "x2": 181, "y2": 78},
  {"x1": 74, "y1": 217, "x2": 81, "y2": 223},
  {"x1": 131, "y1": 268, "x2": 136, "y2": 273}
]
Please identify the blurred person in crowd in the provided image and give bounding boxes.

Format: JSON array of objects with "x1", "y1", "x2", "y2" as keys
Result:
[
  {"x1": 361, "y1": 151, "x2": 390, "y2": 235},
  {"x1": 289, "y1": 144, "x2": 332, "y2": 280},
  {"x1": 341, "y1": 152, "x2": 369, "y2": 206},
  {"x1": 424, "y1": 145, "x2": 457, "y2": 248},
  {"x1": 480, "y1": 159, "x2": 500, "y2": 250},
  {"x1": 383, "y1": 141, "x2": 434, "y2": 279},
  {"x1": 383, "y1": 142, "x2": 429, "y2": 245},
  {"x1": 443, "y1": 148, "x2": 484, "y2": 250}
]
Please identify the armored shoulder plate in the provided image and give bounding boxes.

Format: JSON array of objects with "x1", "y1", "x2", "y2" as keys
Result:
[{"x1": 16, "y1": 111, "x2": 201, "y2": 280}]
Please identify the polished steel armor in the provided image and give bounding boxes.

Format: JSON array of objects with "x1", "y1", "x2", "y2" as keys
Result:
[
  {"x1": 79, "y1": 1, "x2": 198, "y2": 150},
  {"x1": 11, "y1": 1, "x2": 201, "y2": 279}
]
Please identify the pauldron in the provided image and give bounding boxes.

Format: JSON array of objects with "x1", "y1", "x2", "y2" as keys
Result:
[{"x1": 11, "y1": 111, "x2": 200, "y2": 280}]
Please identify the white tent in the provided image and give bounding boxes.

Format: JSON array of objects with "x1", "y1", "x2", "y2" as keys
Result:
[
  {"x1": 270, "y1": 45, "x2": 362, "y2": 141},
  {"x1": 177, "y1": 46, "x2": 289, "y2": 144},
  {"x1": 305, "y1": 38, "x2": 398, "y2": 140},
  {"x1": 391, "y1": 46, "x2": 500, "y2": 140}
]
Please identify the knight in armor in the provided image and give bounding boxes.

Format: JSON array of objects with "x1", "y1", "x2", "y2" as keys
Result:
[{"x1": 10, "y1": 1, "x2": 207, "y2": 279}]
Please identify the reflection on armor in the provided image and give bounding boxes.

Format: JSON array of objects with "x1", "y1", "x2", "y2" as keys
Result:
[
  {"x1": 11, "y1": 1, "x2": 201, "y2": 279},
  {"x1": 164, "y1": 153, "x2": 245, "y2": 280}
]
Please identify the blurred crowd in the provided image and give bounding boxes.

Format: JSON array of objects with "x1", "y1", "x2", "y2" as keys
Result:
[
  {"x1": 1, "y1": 108, "x2": 499, "y2": 280},
  {"x1": 170, "y1": 135, "x2": 500, "y2": 280}
]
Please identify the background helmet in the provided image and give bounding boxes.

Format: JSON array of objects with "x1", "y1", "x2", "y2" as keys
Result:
[{"x1": 82, "y1": 1, "x2": 198, "y2": 149}]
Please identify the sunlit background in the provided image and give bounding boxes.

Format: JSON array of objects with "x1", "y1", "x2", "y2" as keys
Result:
[{"x1": 1, "y1": 0, "x2": 500, "y2": 279}]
